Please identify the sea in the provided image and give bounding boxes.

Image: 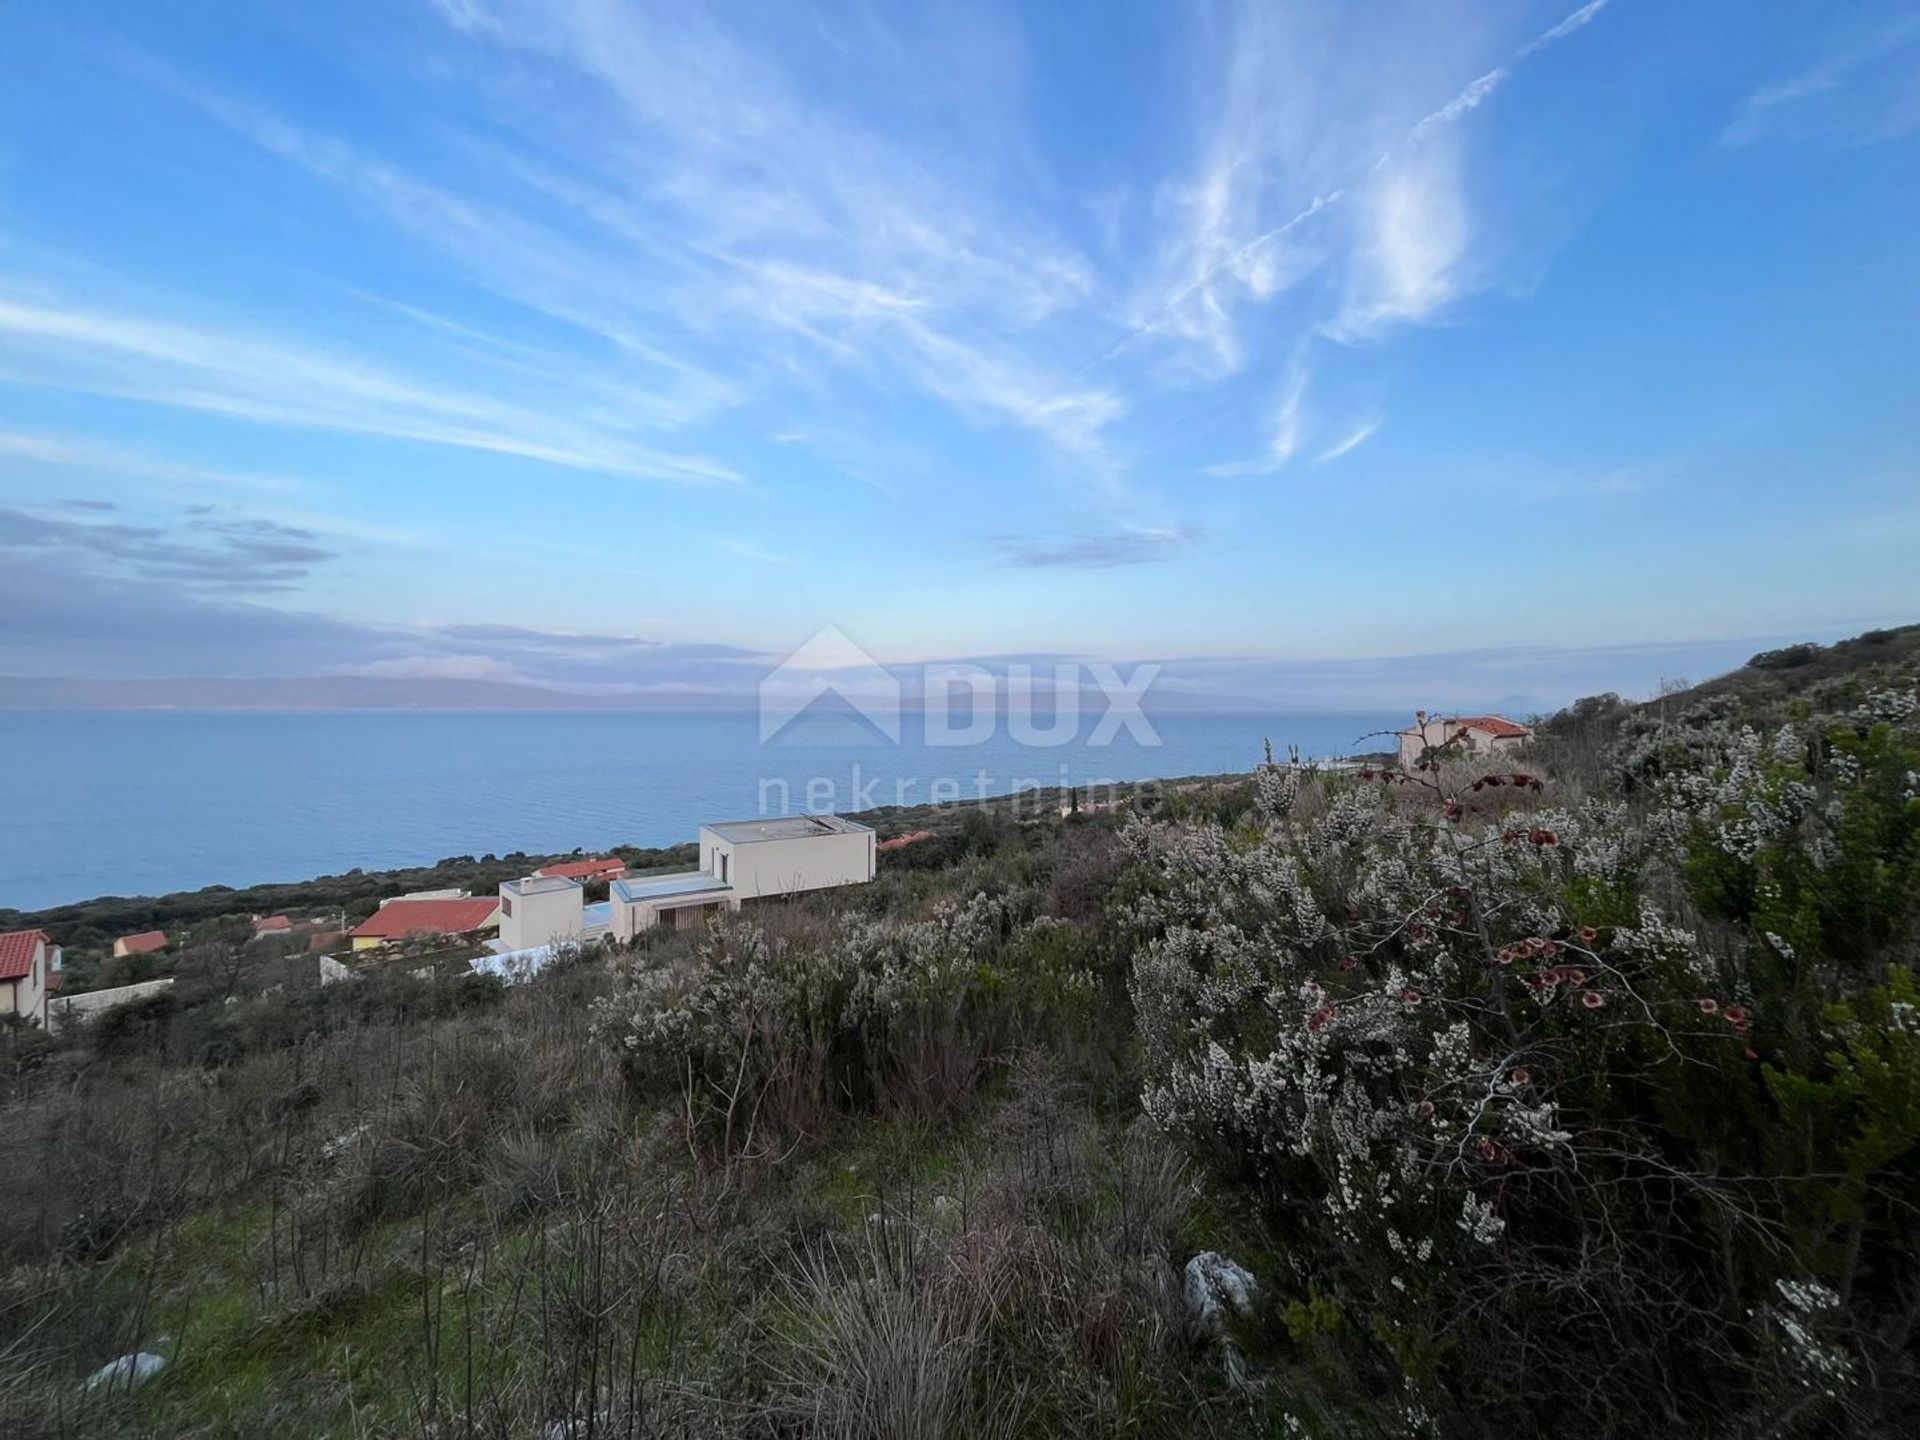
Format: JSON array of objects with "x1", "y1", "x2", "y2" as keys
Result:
[{"x1": 0, "y1": 709, "x2": 1401, "y2": 911}]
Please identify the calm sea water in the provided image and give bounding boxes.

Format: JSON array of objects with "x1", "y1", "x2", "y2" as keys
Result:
[{"x1": 0, "y1": 710, "x2": 1399, "y2": 910}]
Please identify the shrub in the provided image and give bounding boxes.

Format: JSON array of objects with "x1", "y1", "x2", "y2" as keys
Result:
[
  {"x1": 1124, "y1": 704, "x2": 1920, "y2": 1435},
  {"x1": 594, "y1": 898, "x2": 1098, "y2": 1150}
]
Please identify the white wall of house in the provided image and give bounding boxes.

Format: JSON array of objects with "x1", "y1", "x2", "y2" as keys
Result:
[
  {"x1": 699, "y1": 826, "x2": 875, "y2": 899},
  {"x1": 609, "y1": 898, "x2": 640, "y2": 942},
  {"x1": 1397, "y1": 720, "x2": 1529, "y2": 769},
  {"x1": 498, "y1": 878, "x2": 584, "y2": 951},
  {"x1": 1, "y1": 937, "x2": 59, "y2": 1026}
]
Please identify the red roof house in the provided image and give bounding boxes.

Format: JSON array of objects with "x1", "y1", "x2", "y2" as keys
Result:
[
  {"x1": 0, "y1": 929, "x2": 51, "y2": 983},
  {"x1": 1, "y1": 929, "x2": 60, "y2": 1026},
  {"x1": 349, "y1": 897, "x2": 501, "y2": 948},
  {"x1": 252, "y1": 915, "x2": 294, "y2": 935},
  {"x1": 1449, "y1": 715, "x2": 1531, "y2": 740},
  {"x1": 532, "y1": 857, "x2": 628, "y2": 883},
  {"x1": 112, "y1": 930, "x2": 169, "y2": 958},
  {"x1": 1396, "y1": 713, "x2": 1533, "y2": 769}
]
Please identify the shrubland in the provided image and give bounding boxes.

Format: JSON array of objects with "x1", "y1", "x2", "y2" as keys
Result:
[{"x1": 2, "y1": 625, "x2": 1917, "y2": 1436}]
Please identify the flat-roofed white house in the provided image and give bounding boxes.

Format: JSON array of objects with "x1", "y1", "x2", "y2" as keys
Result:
[
  {"x1": 610, "y1": 815, "x2": 876, "y2": 938},
  {"x1": 498, "y1": 874, "x2": 588, "y2": 952},
  {"x1": 1396, "y1": 713, "x2": 1533, "y2": 770}
]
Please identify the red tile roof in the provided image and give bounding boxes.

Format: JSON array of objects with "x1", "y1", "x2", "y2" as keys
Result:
[
  {"x1": 0, "y1": 929, "x2": 50, "y2": 982},
  {"x1": 116, "y1": 930, "x2": 169, "y2": 955},
  {"x1": 349, "y1": 897, "x2": 500, "y2": 941},
  {"x1": 877, "y1": 830, "x2": 934, "y2": 853},
  {"x1": 1450, "y1": 715, "x2": 1530, "y2": 739},
  {"x1": 252, "y1": 915, "x2": 293, "y2": 933},
  {"x1": 532, "y1": 857, "x2": 627, "y2": 881}
]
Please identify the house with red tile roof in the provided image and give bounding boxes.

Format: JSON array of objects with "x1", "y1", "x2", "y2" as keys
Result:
[
  {"x1": 111, "y1": 930, "x2": 168, "y2": 959},
  {"x1": 349, "y1": 896, "x2": 501, "y2": 951},
  {"x1": 0, "y1": 928, "x2": 62, "y2": 1027},
  {"x1": 251, "y1": 915, "x2": 294, "y2": 937},
  {"x1": 1396, "y1": 713, "x2": 1533, "y2": 770},
  {"x1": 532, "y1": 857, "x2": 628, "y2": 883}
]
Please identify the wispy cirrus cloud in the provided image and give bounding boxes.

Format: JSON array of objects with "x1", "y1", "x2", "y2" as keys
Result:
[
  {"x1": 1205, "y1": 349, "x2": 1311, "y2": 476},
  {"x1": 1325, "y1": 141, "x2": 1471, "y2": 342},
  {"x1": 988, "y1": 524, "x2": 1198, "y2": 569},
  {"x1": 0, "y1": 291, "x2": 744, "y2": 486},
  {"x1": 1721, "y1": 15, "x2": 1920, "y2": 147},
  {"x1": 1122, "y1": 1, "x2": 1609, "y2": 478},
  {"x1": 0, "y1": 425, "x2": 297, "y2": 492},
  {"x1": 193, "y1": 0, "x2": 1127, "y2": 467},
  {"x1": 1314, "y1": 416, "x2": 1384, "y2": 464},
  {"x1": 1118, "y1": 1, "x2": 1611, "y2": 377},
  {"x1": 77, "y1": 0, "x2": 1613, "y2": 548}
]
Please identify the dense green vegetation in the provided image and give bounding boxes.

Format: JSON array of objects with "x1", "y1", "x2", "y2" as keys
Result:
[{"x1": 3, "y1": 627, "x2": 1917, "y2": 1436}]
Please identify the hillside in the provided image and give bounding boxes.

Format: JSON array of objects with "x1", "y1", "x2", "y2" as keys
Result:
[
  {"x1": 1538, "y1": 621, "x2": 1920, "y2": 760},
  {"x1": 2, "y1": 627, "x2": 1918, "y2": 1436}
]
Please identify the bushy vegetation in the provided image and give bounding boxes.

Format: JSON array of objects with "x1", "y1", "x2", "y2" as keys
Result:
[{"x1": 3, "y1": 629, "x2": 1917, "y2": 1436}]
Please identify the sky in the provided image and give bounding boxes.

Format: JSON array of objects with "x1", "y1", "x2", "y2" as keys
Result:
[{"x1": 0, "y1": 0, "x2": 1916, "y2": 709}]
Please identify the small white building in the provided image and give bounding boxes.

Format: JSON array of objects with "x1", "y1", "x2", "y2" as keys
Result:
[
  {"x1": 498, "y1": 874, "x2": 587, "y2": 952},
  {"x1": 610, "y1": 814, "x2": 875, "y2": 938},
  {"x1": 1396, "y1": 714, "x2": 1533, "y2": 770}
]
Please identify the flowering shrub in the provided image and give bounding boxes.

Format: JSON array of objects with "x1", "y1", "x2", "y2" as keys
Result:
[
  {"x1": 1126, "y1": 692, "x2": 1920, "y2": 1434},
  {"x1": 594, "y1": 896, "x2": 1098, "y2": 1144}
]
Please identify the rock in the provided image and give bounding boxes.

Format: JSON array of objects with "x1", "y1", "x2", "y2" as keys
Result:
[
  {"x1": 85, "y1": 1352, "x2": 166, "y2": 1392},
  {"x1": 931, "y1": 1193, "x2": 956, "y2": 1214},
  {"x1": 1183, "y1": 1251, "x2": 1257, "y2": 1335}
]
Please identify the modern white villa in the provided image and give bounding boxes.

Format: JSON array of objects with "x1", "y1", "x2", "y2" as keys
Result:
[{"x1": 493, "y1": 814, "x2": 876, "y2": 951}]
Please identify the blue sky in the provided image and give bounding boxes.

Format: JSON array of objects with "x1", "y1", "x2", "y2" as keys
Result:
[{"x1": 0, "y1": 0, "x2": 1916, "y2": 708}]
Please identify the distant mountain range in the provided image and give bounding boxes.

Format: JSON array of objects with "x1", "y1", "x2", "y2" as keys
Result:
[
  {"x1": 0, "y1": 676, "x2": 752, "y2": 711},
  {"x1": 0, "y1": 675, "x2": 1303, "y2": 714}
]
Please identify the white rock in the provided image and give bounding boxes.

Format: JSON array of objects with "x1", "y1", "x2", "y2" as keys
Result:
[
  {"x1": 1183, "y1": 1251, "x2": 1257, "y2": 1335},
  {"x1": 85, "y1": 1352, "x2": 166, "y2": 1392}
]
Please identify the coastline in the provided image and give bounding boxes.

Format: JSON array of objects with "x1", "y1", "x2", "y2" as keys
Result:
[{"x1": 0, "y1": 763, "x2": 1391, "y2": 932}]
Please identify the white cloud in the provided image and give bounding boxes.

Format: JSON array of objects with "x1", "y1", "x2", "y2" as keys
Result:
[
  {"x1": 0, "y1": 426, "x2": 297, "y2": 492},
  {"x1": 1118, "y1": 1, "x2": 1613, "y2": 377},
  {"x1": 402, "y1": 0, "x2": 1117, "y2": 462},
  {"x1": 1206, "y1": 350, "x2": 1311, "y2": 476},
  {"x1": 1327, "y1": 143, "x2": 1471, "y2": 342},
  {"x1": 0, "y1": 290, "x2": 743, "y2": 486},
  {"x1": 1314, "y1": 415, "x2": 1384, "y2": 464},
  {"x1": 1722, "y1": 15, "x2": 1920, "y2": 147}
]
